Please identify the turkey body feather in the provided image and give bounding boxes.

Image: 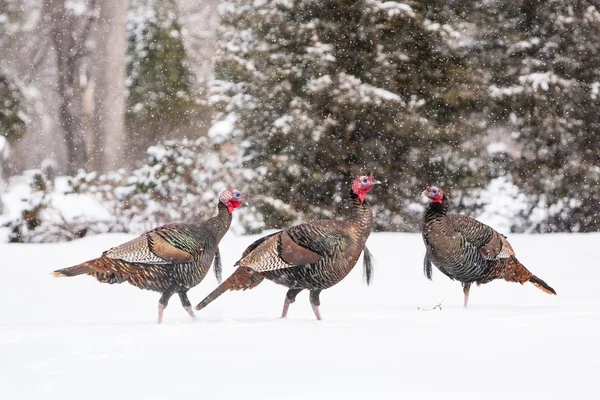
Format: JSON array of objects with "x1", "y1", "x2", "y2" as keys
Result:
[
  {"x1": 422, "y1": 190, "x2": 556, "y2": 307},
  {"x1": 240, "y1": 220, "x2": 357, "y2": 290},
  {"x1": 55, "y1": 215, "x2": 228, "y2": 292}
]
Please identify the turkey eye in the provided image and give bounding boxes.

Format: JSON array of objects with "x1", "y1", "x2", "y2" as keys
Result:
[{"x1": 361, "y1": 178, "x2": 368, "y2": 184}]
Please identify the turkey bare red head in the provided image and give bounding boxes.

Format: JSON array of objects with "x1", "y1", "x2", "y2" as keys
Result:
[
  {"x1": 352, "y1": 175, "x2": 381, "y2": 202},
  {"x1": 220, "y1": 189, "x2": 245, "y2": 213},
  {"x1": 424, "y1": 186, "x2": 444, "y2": 204}
]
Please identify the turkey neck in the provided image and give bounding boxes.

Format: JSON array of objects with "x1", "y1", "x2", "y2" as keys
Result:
[
  {"x1": 424, "y1": 194, "x2": 450, "y2": 225},
  {"x1": 347, "y1": 190, "x2": 374, "y2": 239},
  {"x1": 205, "y1": 202, "x2": 233, "y2": 242}
]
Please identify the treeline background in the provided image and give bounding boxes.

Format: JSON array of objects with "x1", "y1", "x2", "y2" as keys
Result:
[{"x1": 0, "y1": 0, "x2": 599, "y2": 241}]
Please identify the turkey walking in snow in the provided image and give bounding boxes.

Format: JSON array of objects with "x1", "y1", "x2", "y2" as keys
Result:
[
  {"x1": 53, "y1": 189, "x2": 245, "y2": 323},
  {"x1": 195, "y1": 175, "x2": 380, "y2": 320},
  {"x1": 421, "y1": 186, "x2": 556, "y2": 308}
]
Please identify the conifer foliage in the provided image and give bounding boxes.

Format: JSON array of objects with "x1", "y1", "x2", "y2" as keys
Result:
[
  {"x1": 70, "y1": 137, "x2": 243, "y2": 233},
  {"x1": 126, "y1": 0, "x2": 196, "y2": 153},
  {"x1": 0, "y1": 74, "x2": 26, "y2": 141},
  {"x1": 0, "y1": 1, "x2": 27, "y2": 141},
  {"x1": 465, "y1": 0, "x2": 600, "y2": 232}
]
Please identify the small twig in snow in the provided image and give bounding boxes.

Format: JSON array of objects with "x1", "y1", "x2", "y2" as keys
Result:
[{"x1": 417, "y1": 302, "x2": 443, "y2": 311}]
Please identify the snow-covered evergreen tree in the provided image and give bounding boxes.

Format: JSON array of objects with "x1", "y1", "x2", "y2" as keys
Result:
[
  {"x1": 0, "y1": 1, "x2": 26, "y2": 142},
  {"x1": 211, "y1": 0, "x2": 490, "y2": 230},
  {"x1": 465, "y1": 0, "x2": 600, "y2": 232},
  {"x1": 70, "y1": 137, "x2": 245, "y2": 233},
  {"x1": 126, "y1": 0, "x2": 196, "y2": 155},
  {"x1": 0, "y1": 73, "x2": 25, "y2": 141}
]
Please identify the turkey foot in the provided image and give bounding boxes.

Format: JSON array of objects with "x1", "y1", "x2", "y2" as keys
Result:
[
  {"x1": 310, "y1": 290, "x2": 322, "y2": 321},
  {"x1": 184, "y1": 306, "x2": 197, "y2": 320}
]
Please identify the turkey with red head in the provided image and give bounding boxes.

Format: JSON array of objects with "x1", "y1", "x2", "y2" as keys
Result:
[
  {"x1": 422, "y1": 186, "x2": 556, "y2": 307},
  {"x1": 53, "y1": 189, "x2": 245, "y2": 323},
  {"x1": 195, "y1": 175, "x2": 380, "y2": 320}
]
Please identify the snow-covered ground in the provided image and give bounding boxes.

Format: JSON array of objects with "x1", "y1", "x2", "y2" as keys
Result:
[{"x1": 0, "y1": 232, "x2": 598, "y2": 399}]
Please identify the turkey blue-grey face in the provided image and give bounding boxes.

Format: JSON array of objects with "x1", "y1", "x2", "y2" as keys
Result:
[
  {"x1": 358, "y1": 175, "x2": 381, "y2": 188},
  {"x1": 352, "y1": 175, "x2": 381, "y2": 201},
  {"x1": 230, "y1": 190, "x2": 245, "y2": 206},
  {"x1": 220, "y1": 189, "x2": 245, "y2": 213},
  {"x1": 424, "y1": 186, "x2": 443, "y2": 203}
]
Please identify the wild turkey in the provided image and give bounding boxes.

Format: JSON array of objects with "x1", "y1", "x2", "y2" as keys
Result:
[
  {"x1": 422, "y1": 186, "x2": 556, "y2": 308},
  {"x1": 195, "y1": 175, "x2": 380, "y2": 320},
  {"x1": 53, "y1": 189, "x2": 245, "y2": 323}
]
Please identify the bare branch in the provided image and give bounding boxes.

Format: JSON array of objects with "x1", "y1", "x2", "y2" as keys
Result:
[
  {"x1": 73, "y1": 0, "x2": 99, "y2": 59},
  {"x1": 23, "y1": 33, "x2": 51, "y2": 86},
  {"x1": 417, "y1": 302, "x2": 443, "y2": 311}
]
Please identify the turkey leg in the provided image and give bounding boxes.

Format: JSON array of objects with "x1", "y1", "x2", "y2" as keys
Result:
[
  {"x1": 281, "y1": 288, "x2": 303, "y2": 318},
  {"x1": 178, "y1": 291, "x2": 197, "y2": 320},
  {"x1": 462, "y1": 283, "x2": 471, "y2": 309},
  {"x1": 310, "y1": 290, "x2": 323, "y2": 321},
  {"x1": 158, "y1": 289, "x2": 175, "y2": 324}
]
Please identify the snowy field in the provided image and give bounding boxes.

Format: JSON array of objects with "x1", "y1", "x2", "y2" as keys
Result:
[{"x1": 0, "y1": 232, "x2": 598, "y2": 399}]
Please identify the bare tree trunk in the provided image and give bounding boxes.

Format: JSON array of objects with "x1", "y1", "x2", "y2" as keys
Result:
[
  {"x1": 43, "y1": 0, "x2": 96, "y2": 175},
  {"x1": 0, "y1": 137, "x2": 7, "y2": 214},
  {"x1": 90, "y1": 0, "x2": 129, "y2": 172}
]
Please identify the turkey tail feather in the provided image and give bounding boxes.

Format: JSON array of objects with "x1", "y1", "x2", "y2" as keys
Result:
[
  {"x1": 213, "y1": 248, "x2": 223, "y2": 284},
  {"x1": 529, "y1": 274, "x2": 557, "y2": 295},
  {"x1": 52, "y1": 263, "x2": 92, "y2": 277},
  {"x1": 363, "y1": 246, "x2": 374, "y2": 286},
  {"x1": 501, "y1": 257, "x2": 556, "y2": 295},
  {"x1": 195, "y1": 266, "x2": 264, "y2": 311},
  {"x1": 424, "y1": 247, "x2": 433, "y2": 280}
]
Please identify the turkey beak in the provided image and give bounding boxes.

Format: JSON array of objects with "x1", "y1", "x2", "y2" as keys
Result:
[
  {"x1": 371, "y1": 179, "x2": 382, "y2": 185},
  {"x1": 241, "y1": 194, "x2": 249, "y2": 206}
]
